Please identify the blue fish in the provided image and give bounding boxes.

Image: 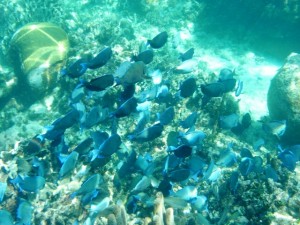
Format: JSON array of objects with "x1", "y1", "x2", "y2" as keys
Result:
[
  {"x1": 157, "y1": 106, "x2": 174, "y2": 126},
  {"x1": 59, "y1": 151, "x2": 79, "y2": 179},
  {"x1": 79, "y1": 74, "x2": 115, "y2": 92},
  {"x1": 239, "y1": 157, "x2": 254, "y2": 176},
  {"x1": 72, "y1": 137, "x2": 94, "y2": 156},
  {"x1": 218, "y1": 68, "x2": 235, "y2": 81},
  {"x1": 17, "y1": 199, "x2": 33, "y2": 225},
  {"x1": 70, "y1": 174, "x2": 102, "y2": 199},
  {"x1": 229, "y1": 171, "x2": 239, "y2": 195},
  {"x1": 168, "y1": 169, "x2": 190, "y2": 182},
  {"x1": 147, "y1": 31, "x2": 168, "y2": 49},
  {"x1": 81, "y1": 106, "x2": 109, "y2": 129},
  {"x1": 178, "y1": 130, "x2": 206, "y2": 147},
  {"x1": 86, "y1": 47, "x2": 112, "y2": 69},
  {"x1": 91, "y1": 134, "x2": 121, "y2": 160},
  {"x1": 132, "y1": 49, "x2": 154, "y2": 64},
  {"x1": 61, "y1": 58, "x2": 88, "y2": 78},
  {"x1": 10, "y1": 175, "x2": 45, "y2": 193},
  {"x1": 0, "y1": 210, "x2": 13, "y2": 225},
  {"x1": 81, "y1": 190, "x2": 99, "y2": 206},
  {"x1": 179, "y1": 77, "x2": 197, "y2": 98},
  {"x1": 167, "y1": 145, "x2": 192, "y2": 158},
  {"x1": 180, "y1": 112, "x2": 198, "y2": 129},
  {"x1": 112, "y1": 97, "x2": 137, "y2": 118},
  {"x1": 278, "y1": 149, "x2": 297, "y2": 171},
  {"x1": 264, "y1": 164, "x2": 278, "y2": 182},
  {"x1": 179, "y1": 48, "x2": 194, "y2": 61},
  {"x1": 129, "y1": 123, "x2": 163, "y2": 142}
]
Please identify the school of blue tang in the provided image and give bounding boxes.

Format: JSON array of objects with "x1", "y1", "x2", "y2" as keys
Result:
[{"x1": 0, "y1": 29, "x2": 299, "y2": 225}]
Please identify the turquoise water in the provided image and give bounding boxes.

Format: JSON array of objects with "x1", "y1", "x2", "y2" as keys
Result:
[{"x1": 0, "y1": 0, "x2": 299, "y2": 224}]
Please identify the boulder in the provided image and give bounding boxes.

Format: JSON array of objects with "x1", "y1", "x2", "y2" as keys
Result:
[
  {"x1": 267, "y1": 53, "x2": 300, "y2": 144},
  {"x1": 9, "y1": 22, "x2": 69, "y2": 104}
]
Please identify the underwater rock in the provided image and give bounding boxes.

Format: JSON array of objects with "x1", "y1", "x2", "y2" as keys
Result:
[
  {"x1": 267, "y1": 53, "x2": 300, "y2": 144},
  {"x1": 10, "y1": 22, "x2": 69, "y2": 103}
]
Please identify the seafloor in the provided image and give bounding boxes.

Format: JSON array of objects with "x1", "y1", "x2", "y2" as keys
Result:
[{"x1": 0, "y1": 0, "x2": 299, "y2": 225}]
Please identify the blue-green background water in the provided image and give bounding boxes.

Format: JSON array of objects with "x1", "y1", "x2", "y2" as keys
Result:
[{"x1": 0, "y1": 0, "x2": 300, "y2": 224}]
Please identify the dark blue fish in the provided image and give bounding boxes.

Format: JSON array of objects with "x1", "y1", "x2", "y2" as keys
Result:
[
  {"x1": 219, "y1": 78, "x2": 236, "y2": 93},
  {"x1": 278, "y1": 149, "x2": 297, "y2": 171},
  {"x1": 201, "y1": 82, "x2": 225, "y2": 97},
  {"x1": 168, "y1": 169, "x2": 190, "y2": 182},
  {"x1": 113, "y1": 97, "x2": 137, "y2": 118},
  {"x1": 91, "y1": 131, "x2": 109, "y2": 148},
  {"x1": 50, "y1": 109, "x2": 80, "y2": 131},
  {"x1": 240, "y1": 148, "x2": 253, "y2": 158},
  {"x1": 239, "y1": 157, "x2": 254, "y2": 176},
  {"x1": 17, "y1": 199, "x2": 33, "y2": 225},
  {"x1": 132, "y1": 49, "x2": 154, "y2": 64},
  {"x1": 163, "y1": 155, "x2": 181, "y2": 175},
  {"x1": 59, "y1": 151, "x2": 79, "y2": 179},
  {"x1": 119, "y1": 84, "x2": 135, "y2": 103},
  {"x1": 86, "y1": 47, "x2": 112, "y2": 69},
  {"x1": 229, "y1": 171, "x2": 239, "y2": 195},
  {"x1": 179, "y1": 77, "x2": 197, "y2": 98},
  {"x1": 129, "y1": 123, "x2": 163, "y2": 142},
  {"x1": 0, "y1": 210, "x2": 13, "y2": 225},
  {"x1": 10, "y1": 175, "x2": 45, "y2": 193},
  {"x1": 232, "y1": 113, "x2": 251, "y2": 134},
  {"x1": 179, "y1": 48, "x2": 194, "y2": 61},
  {"x1": 148, "y1": 31, "x2": 168, "y2": 49},
  {"x1": 168, "y1": 145, "x2": 192, "y2": 158},
  {"x1": 72, "y1": 137, "x2": 94, "y2": 156},
  {"x1": 252, "y1": 156, "x2": 263, "y2": 173},
  {"x1": 81, "y1": 106, "x2": 109, "y2": 129},
  {"x1": 264, "y1": 164, "x2": 278, "y2": 182},
  {"x1": 70, "y1": 174, "x2": 102, "y2": 198},
  {"x1": 118, "y1": 150, "x2": 137, "y2": 178},
  {"x1": 61, "y1": 58, "x2": 88, "y2": 78},
  {"x1": 81, "y1": 190, "x2": 99, "y2": 206},
  {"x1": 287, "y1": 145, "x2": 300, "y2": 161},
  {"x1": 188, "y1": 156, "x2": 206, "y2": 176},
  {"x1": 157, "y1": 106, "x2": 174, "y2": 126},
  {"x1": 180, "y1": 112, "x2": 197, "y2": 129},
  {"x1": 157, "y1": 178, "x2": 172, "y2": 197},
  {"x1": 80, "y1": 74, "x2": 114, "y2": 92},
  {"x1": 126, "y1": 195, "x2": 140, "y2": 214},
  {"x1": 92, "y1": 134, "x2": 121, "y2": 159}
]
